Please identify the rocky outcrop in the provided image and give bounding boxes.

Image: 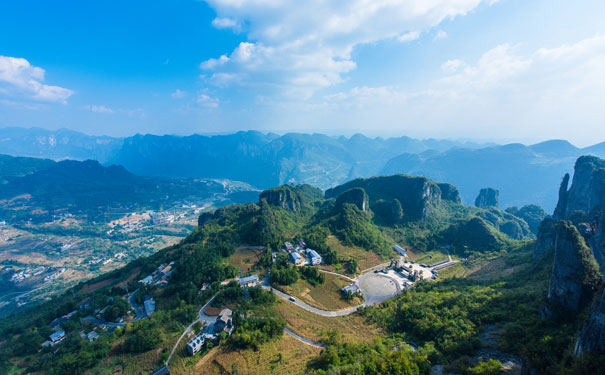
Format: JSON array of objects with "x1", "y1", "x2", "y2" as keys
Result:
[
  {"x1": 575, "y1": 288, "x2": 605, "y2": 355},
  {"x1": 198, "y1": 211, "x2": 214, "y2": 226},
  {"x1": 553, "y1": 173, "x2": 570, "y2": 220},
  {"x1": 565, "y1": 156, "x2": 605, "y2": 217},
  {"x1": 534, "y1": 218, "x2": 556, "y2": 260},
  {"x1": 335, "y1": 187, "x2": 369, "y2": 212},
  {"x1": 259, "y1": 185, "x2": 303, "y2": 212},
  {"x1": 547, "y1": 221, "x2": 601, "y2": 313},
  {"x1": 475, "y1": 188, "x2": 499, "y2": 209},
  {"x1": 325, "y1": 174, "x2": 461, "y2": 220},
  {"x1": 546, "y1": 156, "x2": 605, "y2": 269},
  {"x1": 437, "y1": 183, "x2": 462, "y2": 204}
]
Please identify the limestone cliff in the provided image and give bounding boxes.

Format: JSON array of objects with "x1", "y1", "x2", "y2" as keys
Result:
[
  {"x1": 565, "y1": 156, "x2": 605, "y2": 217},
  {"x1": 475, "y1": 188, "x2": 499, "y2": 209},
  {"x1": 259, "y1": 185, "x2": 303, "y2": 212},
  {"x1": 325, "y1": 174, "x2": 461, "y2": 220},
  {"x1": 546, "y1": 156, "x2": 605, "y2": 268},
  {"x1": 534, "y1": 218, "x2": 556, "y2": 260},
  {"x1": 547, "y1": 221, "x2": 601, "y2": 313},
  {"x1": 437, "y1": 183, "x2": 462, "y2": 204},
  {"x1": 575, "y1": 288, "x2": 605, "y2": 355},
  {"x1": 335, "y1": 187, "x2": 370, "y2": 213}
]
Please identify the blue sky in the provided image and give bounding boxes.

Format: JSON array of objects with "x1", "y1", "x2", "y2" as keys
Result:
[{"x1": 1, "y1": 0, "x2": 605, "y2": 145}]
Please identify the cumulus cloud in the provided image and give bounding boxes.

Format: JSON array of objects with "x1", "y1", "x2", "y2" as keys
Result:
[
  {"x1": 197, "y1": 93, "x2": 219, "y2": 108},
  {"x1": 441, "y1": 59, "x2": 465, "y2": 73},
  {"x1": 0, "y1": 56, "x2": 73, "y2": 103},
  {"x1": 320, "y1": 35, "x2": 605, "y2": 142},
  {"x1": 398, "y1": 31, "x2": 420, "y2": 42},
  {"x1": 201, "y1": 0, "x2": 496, "y2": 97},
  {"x1": 212, "y1": 17, "x2": 239, "y2": 30}
]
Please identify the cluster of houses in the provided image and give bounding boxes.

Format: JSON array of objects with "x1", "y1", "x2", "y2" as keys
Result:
[
  {"x1": 10, "y1": 266, "x2": 46, "y2": 283},
  {"x1": 139, "y1": 261, "x2": 174, "y2": 287},
  {"x1": 186, "y1": 309, "x2": 234, "y2": 355},
  {"x1": 42, "y1": 309, "x2": 79, "y2": 347},
  {"x1": 284, "y1": 240, "x2": 323, "y2": 266},
  {"x1": 44, "y1": 268, "x2": 66, "y2": 282},
  {"x1": 391, "y1": 258, "x2": 425, "y2": 282},
  {"x1": 150, "y1": 212, "x2": 175, "y2": 226},
  {"x1": 80, "y1": 329, "x2": 100, "y2": 342}
]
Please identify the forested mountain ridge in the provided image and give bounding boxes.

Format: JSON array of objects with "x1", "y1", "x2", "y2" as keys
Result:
[
  {"x1": 0, "y1": 154, "x2": 260, "y2": 222},
  {"x1": 3, "y1": 127, "x2": 605, "y2": 211}
]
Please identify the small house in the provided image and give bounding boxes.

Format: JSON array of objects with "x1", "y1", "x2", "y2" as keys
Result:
[
  {"x1": 284, "y1": 241, "x2": 294, "y2": 251},
  {"x1": 139, "y1": 275, "x2": 153, "y2": 285},
  {"x1": 186, "y1": 333, "x2": 205, "y2": 355},
  {"x1": 392, "y1": 245, "x2": 407, "y2": 256},
  {"x1": 238, "y1": 274, "x2": 259, "y2": 288},
  {"x1": 50, "y1": 329, "x2": 66, "y2": 344},
  {"x1": 306, "y1": 249, "x2": 322, "y2": 265},
  {"x1": 290, "y1": 252, "x2": 302, "y2": 265}
]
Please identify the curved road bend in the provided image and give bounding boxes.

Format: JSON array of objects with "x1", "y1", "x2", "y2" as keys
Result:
[
  {"x1": 264, "y1": 283, "x2": 363, "y2": 317},
  {"x1": 284, "y1": 328, "x2": 326, "y2": 349},
  {"x1": 166, "y1": 295, "x2": 217, "y2": 366},
  {"x1": 128, "y1": 289, "x2": 146, "y2": 321}
]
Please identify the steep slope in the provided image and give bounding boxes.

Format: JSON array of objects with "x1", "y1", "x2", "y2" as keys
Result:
[
  {"x1": 0, "y1": 155, "x2": 258, "y2": 217},
  {"x1": 325, "y1": 174, "x2": 460, "y2": 220},
  {"x1": 381, "y1": 142, "x2": 605, "y2": 211}
]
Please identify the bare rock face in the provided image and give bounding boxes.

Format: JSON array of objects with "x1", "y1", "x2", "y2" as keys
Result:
[
  {"x1": 547, "y1": 156, "x2": 605, "y2": 269},
  {"x1": 475, "y1": 188, "x2": 499, "y2": 209},
  {"x1": 437, "y1": 183, "x2": 462, "y2": 204},
  {"x1": 547, "y1": 221, "x2": 601, "y2": 313},
  {"x1": 565, "y1": 157, "x2": 605, "y2": 217},
  {"x1": 575, "y1": 288, "x2": 605, "y2": 355},
  {"x1": 259, "y1": 185, "x2": 302, "y2": 212},
  {"x1": 335, "y1": 187, "x2": 370, "y2": 212},
  {"x1": 534, "y1": 218, "x2": 556, "y2": 260}
]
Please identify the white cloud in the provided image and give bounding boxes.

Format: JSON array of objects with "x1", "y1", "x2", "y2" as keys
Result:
[
  {"x1": 318, "y1": 35, "x2": 605, "y2": 142},
  {"x1": 201, "y1": 0, "x2": 496, "y2": 96},
  {"x1": 441, "y1": 59, "x2": 465, "y2": 73},
  {"x1": 197, "y1": 93, "x2": 219, "y2": 108},
  {"x1": 0, "y1": 56, "x2": 73, "y2": 103},
  {"x1": 86, "y1": 104, "x2": 114, "y2": 114},
  {"x1": 212, "y1": 17, "x2": 239, "y2": 30},
  {"x1": 171, "y1": 89, "x2": 187, "y2": 98},
  {"x1": 398, "y1": 31, "x2": 420, "y2": 42}
]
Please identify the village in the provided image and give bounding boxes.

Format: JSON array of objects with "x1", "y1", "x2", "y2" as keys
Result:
[{"x1": 37, "y1": 238, "x2": 459, "y2": 375}]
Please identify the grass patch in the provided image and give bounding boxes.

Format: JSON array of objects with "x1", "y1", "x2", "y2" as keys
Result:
[
  {"x1": 327, "y1": 235, "x2": 387, "y2": 271},
  {"x1": 227, "y1": 248, "x2": 265, "y2": 273},
  {"x1": 277, "y1": 273, "x2": 360, "y2": 311},
  {"x1": 273, "y1": 299, "x2": 384, "y2": 344},
  {"x1": 182, "y1": 334, "x2": 319, "y2": 375}
]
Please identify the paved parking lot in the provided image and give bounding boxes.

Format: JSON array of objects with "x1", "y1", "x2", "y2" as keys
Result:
[{"x1": 358, "y1": 273, "x2": 400, "y2": 305}]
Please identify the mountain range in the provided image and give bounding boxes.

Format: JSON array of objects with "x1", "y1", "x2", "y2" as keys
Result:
[{"x1": 2, "y1": 127, "x2": 605, "y2": 211}]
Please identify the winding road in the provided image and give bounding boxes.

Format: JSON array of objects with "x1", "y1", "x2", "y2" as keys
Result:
[
  {"x1": 128, "y1": 289, "x2": 146, "y2": 321},
  {"x1": 284, "y1": 328, "x2": 326, "y2": 348},
  {"x1": 166, "y1": 295, "x2": 216, "y2": 366}
]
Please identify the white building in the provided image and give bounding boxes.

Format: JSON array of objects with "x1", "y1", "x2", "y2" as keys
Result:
[{"x1": 306, "y1": 249, "x2": 322, "y2": 265}]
